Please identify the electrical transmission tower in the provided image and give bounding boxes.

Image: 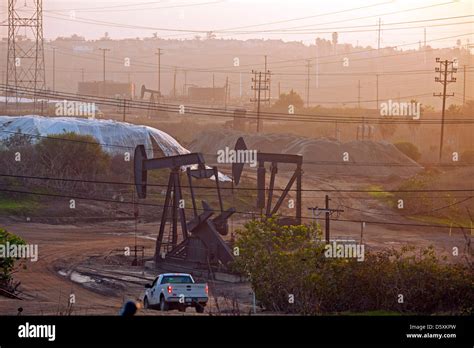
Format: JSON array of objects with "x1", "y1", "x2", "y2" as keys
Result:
[
  {"x1": 6, "y1": 0, "x2": 46, "y2": 112},
  {"x1": 251, "y1": 70, "x2": 270, "y2": 133},
  {"x1": 433, "y1": 58, "x2": 457, "y2": 162}
]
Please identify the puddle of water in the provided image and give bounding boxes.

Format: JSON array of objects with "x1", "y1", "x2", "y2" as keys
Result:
[
  {"x1": 70, "y1": 271, "x2": 95, "y2": 284},
  {"x1": 105, "y1": 232, "x2": 156, "y2": 241},
  {"x1": 137, "y1": 235, "x2": 156, "y2": 241}
]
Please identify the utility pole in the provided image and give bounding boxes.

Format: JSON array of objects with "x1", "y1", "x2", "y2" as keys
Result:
[
  {"x1": 52, "y1": 47, "x2": 56, "y2": 91},
  {"x1": 183, "y1": 70, "x2": 187, "y2": 97},
  {"x1": 155, "y1": 48, "x2": 163, "y2": 95},
  {"x1": 225, "y1": 76, "x2": 229, "y2": 108},
  {"x1": 251, "y1": 70, "x2": 270, "y2": 133},
  {"x1": 122, "y1": 98, "x2": 127, "y2": 122},
  {"x1": 376, "y1": 74, "x2": 379, "y2": 111},
  {"x1": 173, "y1": 66, "x2": 177, "y2": 99},
  {"x1": 358, "y1": 80, "x2": 361, "y2": 109},
  {"x1": 263, "y1": 55, "x2": 271, "y2": 105},
  {"x1": 305, "y1": 59, "x2": 311, "y2": 108},
  {"x1": 264, "y1": 55, "x2": 267, "y2": 103},
  {"x1": 239, "y1": 72, "x2": 242, "y2": 101},
  {"x1": 212, "y1": 73, "x2": 215, "y2": 103},
  {"x1": 433, "y1": 58, "x2": 456, "y2": 162},
  {"x1": 308, "y1": 195, "x2": 344, "y2": 243},
  {"x1": 423, "y1": 28, "x2": 427, "y2": 63},
  {"x1": 252, "y1": 70, "x2": 257, "y2": 108},
  {"x1": 463, "y1": 65, "x2": 467, "y2": 106},
  {"x1": 315, "y1": 40, "x2": 319, "y2": 88},
  {"x1": 377, "y1": 18, "x2": 381, "y2": 50},
  {"x1": 98, "y1": 48, "x2": 110, "y2": 95},
  {"x1": 256, "y1": 72, "x2": 262, "y2": 132}
]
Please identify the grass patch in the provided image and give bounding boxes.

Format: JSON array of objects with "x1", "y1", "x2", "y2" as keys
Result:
[
  {"x1": 366, "y1": 185, "x2": 396, "y2": 208},
  {"x1": 0, "y1": 195, "x2": 39, "y2": 214},
  {"x1": 408, "y1": 215, "x2": 472, "y2": 228},
  {"x1": 366, "y1": 185, "x2": 393, "y2": 199}
]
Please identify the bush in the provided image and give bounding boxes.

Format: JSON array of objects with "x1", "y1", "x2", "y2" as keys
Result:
[
  {"x1": 394, "y1": 142, "x2": 421, "y2": 162},
  {"x1": 273, "y1": 89, "x2": 304, "y2": 111},
  {"x1": 0, "y1": 132, "x2": 113, "y2": 192},
  {"x1": 0, "y1": 227, "x2": 26, "y2": 293},
  {"x1": 35, "y1": 132, "x2": 111, "y2": 179},
  {"x1": 232, "y1": 217, "x2": 473, "y2": 315}
]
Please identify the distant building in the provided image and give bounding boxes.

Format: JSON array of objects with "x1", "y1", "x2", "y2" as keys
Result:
[
  {"x1": 188, "y1": 87, "x2": 225, "y2": 103},
  {"x1": 78, "y1": 81, "x2": 135, "y2": 98}
]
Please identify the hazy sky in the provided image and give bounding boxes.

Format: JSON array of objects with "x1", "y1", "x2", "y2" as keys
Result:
[{"x1": 1, "y1": 0, "x2": 473, "y2": 48}]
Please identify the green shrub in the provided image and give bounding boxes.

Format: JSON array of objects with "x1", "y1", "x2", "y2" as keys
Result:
[
  {"x1": 35, "y1": 132, "x2": 110, "y2": 178},
  {"x1": 0, "y1": 227, "x2": 26, "y2": 292},
  {"x1": 232, "y1": 217, "x2": 473, "y2": 315},
  {"x1": 394, "y1": 142, "x2": 421, "y2": 162}
]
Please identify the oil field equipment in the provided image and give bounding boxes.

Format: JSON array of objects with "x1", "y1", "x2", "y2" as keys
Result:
[
  {"x1": 134, "y1": 145, "x2": 235, "y2": 267},
  {"x1": 232, "y1": 137, "x2": 303, "y2": 225}
]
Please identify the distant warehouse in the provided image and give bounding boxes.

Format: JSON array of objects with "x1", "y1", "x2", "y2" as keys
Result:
[{"x1": 78, "y1": 81, "x2": 135, "y2": 99}]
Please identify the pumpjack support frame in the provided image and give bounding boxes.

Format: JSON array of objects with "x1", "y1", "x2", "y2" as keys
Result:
[{"x1": 232, "y1": 137, "x2": 303, "y2": 225}]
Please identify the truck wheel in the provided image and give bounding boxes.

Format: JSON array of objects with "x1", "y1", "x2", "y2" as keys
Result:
[
  {"x1": 143, "y1": 297, "x2": 149, "y2": 309},
  {"x1": 195, "y1": 305, "x2": 205, "y2": 313},
  {"x1": 160, "y1": 296, "x2": 169, "y2": 311}
]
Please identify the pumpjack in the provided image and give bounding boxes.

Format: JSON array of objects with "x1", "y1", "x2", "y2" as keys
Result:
[
  {"x1": 134, "y1": 145, "x2": 235, "y2": 266},
  {"x1": 140, "y1": 85, "x2": 162, "y2": 118},
  {"x1": 232, "y1": 137, "x2": 303, "y2": 225}
]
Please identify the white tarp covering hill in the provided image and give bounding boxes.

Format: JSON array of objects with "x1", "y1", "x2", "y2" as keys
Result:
[{"x1": 0, "y1": 115, "x2": 189, "y2": 158}]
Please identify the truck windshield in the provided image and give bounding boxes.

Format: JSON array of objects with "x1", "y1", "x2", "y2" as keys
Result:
[{"x1": 161, "y1": 276, "x2": 193, "y2": 284}]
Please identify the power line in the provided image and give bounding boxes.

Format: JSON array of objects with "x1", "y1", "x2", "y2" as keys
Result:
[
  {"x1": 1, "y1": 173, "x2": 473, "y2": 194},
  {"x1": 2, "y1": 84, "x2": 473, "y2": 125},
  {"x1": 46, "y1": 1, "x2": 224, "y2": 13},
  {"x1": 0, "y1": 187, "x2": 471, "y2": 230},
  {"x1": 40, "y1": 34, "x2": 472, "y2": 76},
  {"x1": 223, "y1": 1, "x2": 457, "y2": 34}
]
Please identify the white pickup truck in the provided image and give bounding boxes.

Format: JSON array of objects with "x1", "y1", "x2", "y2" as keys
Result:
[{"x1": 143, "y1": 273, "x2": 208, "y2": 313}]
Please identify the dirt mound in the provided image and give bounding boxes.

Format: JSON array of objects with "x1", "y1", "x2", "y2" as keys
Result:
[{"x1": 189, "y1": 130, "x2": 423, "y2": 178}]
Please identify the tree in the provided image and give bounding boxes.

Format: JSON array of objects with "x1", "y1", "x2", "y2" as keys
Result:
[
  {"x1": 446, "y1": 104, "x2": 463, "y2": 116},
  {"x1": 273, "y1": 89, "x2": 304, "y2": 110},
  {"x1": 34, "y1": 132, "x2": 111, "y2": 184},
  {"x1": 206, "y1": 31, "x2": 216, "y2": 40}
]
